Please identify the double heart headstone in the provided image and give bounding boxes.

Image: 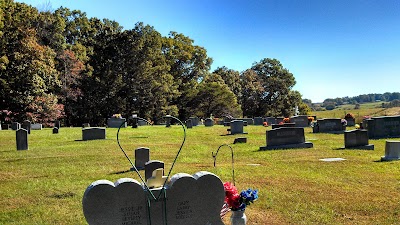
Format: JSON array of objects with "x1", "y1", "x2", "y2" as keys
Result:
[{"x1": 82, "y1": 171, "x2": 225, "y2": 225}]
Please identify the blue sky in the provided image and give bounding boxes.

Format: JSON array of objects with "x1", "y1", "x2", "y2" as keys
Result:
[{"x1": 16, "y1": 0, "x2": 400, "y2": 102}]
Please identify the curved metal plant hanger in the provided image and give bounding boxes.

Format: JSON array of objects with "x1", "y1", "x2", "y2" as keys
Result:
[{"x1": 212, "y1": 144, "x2": 236, "y2": 186}]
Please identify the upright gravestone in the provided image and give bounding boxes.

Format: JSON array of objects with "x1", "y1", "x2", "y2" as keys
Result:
[
  {"x1": 11, "y1": 122, "x2": 21, "y2": 131},
  {"x1": 185, "y1": 119, "x2": 192, "y2": 129},
  {"x1": 229, "y1": 120, "x2": 247, "y2": 135},
  {"x1": 189, "y1": 117, "x2": 199, "y2": 126},
  {"x1": 343, "y1": 129, "x2": 374, "y2": 150},
  {"x1": 165, "y1": 117, "x2": 171, "y2": 128},
  {"x1": 364, "y1": 115, "x2": 400, "y2": 139},
  {"x1": 31, "y1": 123, "x2": 42, "y2": 130},
  {"x1": 204, "y1": 118, "x2": 214, "y2": 127},
  {"x1": 22, "y1": 120, "x2": 31, "y2": 134},
  {"x1": 82, "y1": 127, "x2": 106, "y2": 141},
  {"x1": 266, "y1": 117, "x2": 277, "y2": 125},
  {"x1": 107, "y1": 117, "x2": 127, "y2": 128},
  {"x1": 52, "y1": 127, "x2": 59, "y2": 134},
  {"x1": 16, "y1": 128, "x2": 28, "y2": 150},
  {"x1": 82, "y1": 171, "x2": 225, "y2": 225},
  {"x1": 254, "y1": 117, "x2": 264, "y2": 125},
  {"x1": 82, "y1": 123, "x2": 90, "y2": 128},
  {"x1": 381, "y1": 141, "x2": 400, "y2": 161},
  {"x1": 346, "y1": 118, "x2": 355, "y2": 126},
  {"x1": 290, "y1": 115, "x2": 309, "y2": 127},
  {"x1": 131, "y1": 117, "x2": 138, "y2": 128},
  {"x1": 313, "y1": 118, "x2": 344, "y2": 133},
  {"x1": 260, "y1": 127, "x2": 313, "y2": 150},
  {"x1": 134, "y1": 147, "x2": 150, "y2": 170},
  {"x1": 145, "y1": 160, "x2": 165, "y2": 181},
  {"x1": 54, "y1": 120, "x2": 61, "y2": 129}
]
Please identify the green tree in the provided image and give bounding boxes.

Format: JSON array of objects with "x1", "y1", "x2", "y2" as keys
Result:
[
  {"x1": 213, "y1": 66, "x2": 242, "y2": 103},
  {"x1": 193, "y1": 73, "x2": 242, "y2": 118},
  {"x1": 249, "y1": 58, "x2": 296, "y2": 116},
  {"x1": 240, "y1": 69, "x2": 264, "y2": 117}
]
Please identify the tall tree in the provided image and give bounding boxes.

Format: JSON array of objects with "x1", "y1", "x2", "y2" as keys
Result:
[
  {"x1": 240, "y1": 69, "x2": 264, "y2": 117},
  {"x1": 250, "y1": 58, "x2": 296, "y2": 116},
  {"x1": 213, "y1": 66, "x2": 242, "y2": 103}
]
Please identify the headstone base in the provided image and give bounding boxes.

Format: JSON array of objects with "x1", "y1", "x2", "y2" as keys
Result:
[
  {"x1": 233, "y1": 137, "x2": 247, "y2": 144},
  {"x1": 381, "y1": 156, "x2": 400, "y2": 161},
  {"x1": 340, "y1": 144, "x2": 374, "y2": 150},
  {"x1": 260, "y1": 142, "x2": 313, "y2": 150}
]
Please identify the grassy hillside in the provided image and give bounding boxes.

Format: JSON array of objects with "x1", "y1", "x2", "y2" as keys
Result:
[
  {"x1": 311, "y1": 102, "x2": 400, "y2": 123},
  {"x1": 1, "y1": 125, "x2": 400, "y2": 224}
]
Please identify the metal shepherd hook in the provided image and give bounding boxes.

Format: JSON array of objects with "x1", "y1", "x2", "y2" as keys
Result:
[{"x1": 212, "y1": 144, "x2": 235, "y2": 186}]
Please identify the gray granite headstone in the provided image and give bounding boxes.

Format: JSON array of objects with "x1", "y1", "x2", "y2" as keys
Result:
[
  {"x1": 381, "y1": 141, "x2": 400, "y2": 161},
  {"x1": 31, "y1": 123, "x2": 42, "y2": 130},
  {"x1": 83, "y1": 178, "x2": 147, "y2": 225},
  {"x1": 254, "y1": 117, "x2": 264, "y2": 125},
  {"x1": 313, "y1": 118, "x2": 344, "y2": 133},
  {"x1": 82, "y1": 172, "x2": 225, "y2": 225},
  {"x1": 145, "y1": 160, "x2": 165, "y2": 181},
  {"x1": 16, "y1": 128, "x2": 28, "y2": 150},
  {"x1": 230, "y1": 120, "x2": 247, "y2": 135},
  {"x1": 204, "y1": 118, "x2": 213, "y2": 127},
  {"x1": 107, "y1": 118, "x2": 127, "y2": 128},
  {"x1": 53, "y1": 127, "x2": 59, "y2": 134},
  {"x1": 82, "y1": 127, "x2": 106, "y2": 141},
  {"x1": 343, "y1": 129, "x2": 374, "y2": 150},
  {"x1": 260, "y1": 127, "x2": 313, "y2": 150},
  {"x1": 290, "y1": 115, "x2": 309, "y2": 127},
  {"x1": 135, "y1": 147, "x2": 150, "y2": 170},
  {"x1": 185, "y1": 119, "x2": 192, "y2": 129},
  {"x1": 11, "y1": 122, "x2": 20, "y2": 130},
  {"x1": 266, "y1": 117, "x2": 277, "y2": 125},
  {"x1": 188, "y1": 117, "x2": 199, "y2": 126},
  {"x1": 364, "y1": 115, "x2": 400, "y2": 139},
  {"x1": 22, "y1": 120, "x2": 31, "y2": 134},
  {"x1": 165, "y1": 117, "x2": 171, "y2": 128},
  {"x1": 346, "y1": 118, "x2": 355, "y2": 126}
]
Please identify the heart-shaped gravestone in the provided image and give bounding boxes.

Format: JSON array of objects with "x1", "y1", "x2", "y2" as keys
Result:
[{"x1": 82, "y1": 172, "x2": 225, "y2": 225}]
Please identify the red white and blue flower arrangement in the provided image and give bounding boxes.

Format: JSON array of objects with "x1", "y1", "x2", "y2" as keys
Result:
[{"x1": 223, "y1": 182, "x2": 258, "y2": 211}]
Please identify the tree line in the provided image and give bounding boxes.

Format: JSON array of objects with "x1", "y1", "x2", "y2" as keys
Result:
[{"x1": 0, "y1": 0, "x2": 308, "y2": 126}]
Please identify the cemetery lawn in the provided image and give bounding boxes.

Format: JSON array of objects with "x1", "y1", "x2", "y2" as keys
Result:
[{"x1": 1, "y1": 126, "x2": 400, "y2": 225}]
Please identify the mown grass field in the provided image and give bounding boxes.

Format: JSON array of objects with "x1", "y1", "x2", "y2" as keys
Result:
[
  {"x1": 1, "y1": 123, "x2": 400, "y2": 225},
  {"x1": 312, "y1": 103, "x2": 400, "y2": 124}
]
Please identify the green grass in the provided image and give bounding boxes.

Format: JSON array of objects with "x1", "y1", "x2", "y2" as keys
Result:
[
  {"x1": 311, "y1": 103, "x2": 400, "y2": 123},
  {"x1": 1, "y1": 126, "x2": 400, "y2": 224}
]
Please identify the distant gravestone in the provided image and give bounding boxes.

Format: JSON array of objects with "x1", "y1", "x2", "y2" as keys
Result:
[
  {"x1": 82, "y1": 123, "x2": 90, "y2": 128},
  {"x1": 16, "y1": 128, "x2": 28, "y2": 150},
  {"x1": 165, "y1": 117, "x2": 171, "y2": 128},
  {"x1": 236, "y1": 118, "x2": 254, "y2": 125},
  {"x1": 82, "y1": 127, "x2": 106, "y2": 141},
  {"x1": 1, "y1": 124, "x2": 10, "y2": 130},
  {"x1": 82, "y1": 171, "x2": 225, "y2": 225},
  {"x1": 52, "y1": 127, "x2": 59, "y2": 134},
  {"x1": 54, "y1": 120, "x2": 61, "y2": 129},
  {"x1": 260, "y1": 127, "x2": 313, "y2": 150},
  {"x1": 204, "y1": 118, "x2": 213, "y2": 127},
  {"x1": 107, "y1": 117, "x2": 127, "y2": 128},
  {"x1": 254, "y1": 117, "x2": 264, "y2": 125},
  {"x1": 131, "y1": 117, "x2": 138, "y2": 128},
  {"x1": 185, "y1": 119, "x2": 192, "y2": 129},
  {"x1": 313, "y1": 118, "x2": 344, "y2": 133},
  {"x1": 346, "y1": 118, "x2": 355, "y2": 126},
  {"x1": 343, "y1": 129, "x2": 374, "y2": 150},
  {"x1": 266, "y1": 117, "x2": 277, "y2": 125},
  {"x1": 272, "y1": 123, "x2": 296, "y2": 129},
  {"x1": 11, "y1": 122, "x2": 20, "y2": 130},
  {"x1": 290, "y1": 115, "x2": 309, "y2": 127},
  {"x1": 276, "y1": 117, "x2": 284, "y2": 124},
  {"x1": 364, "y1": 115, "x2": 400, "y2": 139},
  {"x1": 189, "y1": 117, "x2": 199, "y2": 126},
  {"x1": 134, "y1": 147, "x2": 150, "y2": 170},
  {"x1": 145, "y1": 160, "x2": 165, "y2": 181},
  {"x1": 22, "y1": 120, "x2": 31, "y2": 134},
  {"x1": 31, "y1": 123, "x2": 42, "y2": 130},
  {"x1": 381, "y1": 141, "x2": 400, "y2": 161},
  {"x1": 229, "y1": 120, "x2": 247, "y2": 135}
]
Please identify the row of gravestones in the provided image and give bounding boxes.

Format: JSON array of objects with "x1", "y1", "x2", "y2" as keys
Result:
[
  {"x1": 15, "y1": 121, "x2": 61, "y2": 150},
  {"x1": 258, "y1": 126, "x2": 400, "y2": 161}
]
